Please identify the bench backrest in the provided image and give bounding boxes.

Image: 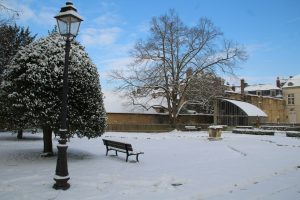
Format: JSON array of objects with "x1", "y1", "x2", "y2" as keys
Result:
[{"x1": 103, "y1": 139, "x2": 133, "y2": 151}]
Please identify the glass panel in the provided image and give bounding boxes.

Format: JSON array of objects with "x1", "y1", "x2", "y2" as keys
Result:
[
  {"x1": 70, "y1": 21, "x2": 80, "y2": 36},
  {"x1": 57, "y1": 19, "x2": 68, "y2": 35},
  {"x1": 56, "y1": 16, "x2": 81, "y2": 37}
]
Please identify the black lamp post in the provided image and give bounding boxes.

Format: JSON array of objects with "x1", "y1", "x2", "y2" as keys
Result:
[{"x1": 53, "y1": 1, "x2": 83, "y2": 190}]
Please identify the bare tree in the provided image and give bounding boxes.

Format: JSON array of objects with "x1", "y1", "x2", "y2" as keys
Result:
[
  {"x1": 0, "y1": 1, "x2": 19, "y2": 25},
  {"x1": 183, "y1": 71, "x2": 226, "y2": 114},
  {"x1": 110, "y1": 10, "x2": 247, "y2": 127}
]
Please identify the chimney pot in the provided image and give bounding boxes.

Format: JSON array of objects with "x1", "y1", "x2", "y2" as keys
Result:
[
  {"x1": 276, "y1": 77, "x2": 281, "y2": 88},
  {"x1": 231, "y1": 86, "x2": 236, "y2": 91},
  {"x1": 240, "y1": 79, "x2": 245, "y2": 101},
  {"x1": 241, "y1": 79, "x2": 245, "y2": 95}
]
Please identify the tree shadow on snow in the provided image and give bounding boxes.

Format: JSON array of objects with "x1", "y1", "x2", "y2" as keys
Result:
[
  {"x1": 67, "y1": 149, "x2": 96, "y2": 161},
  {"x1": 0, "y1": 133, "x2": 43, "y2": 142}
]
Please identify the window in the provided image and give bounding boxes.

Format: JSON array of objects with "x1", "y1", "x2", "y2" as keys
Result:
[
  {"x1": 287, "y1": 94, "x2": 294, "y2": 105},
  {"x1": 262, "y1": 90, "x2": 270, "y2": 96},
  {"x1": 276, "y1": 90, "x2": 282, "y2": 96},
  {"x1": 271, "y1": 90, "x2": 275, "y2": 97}
]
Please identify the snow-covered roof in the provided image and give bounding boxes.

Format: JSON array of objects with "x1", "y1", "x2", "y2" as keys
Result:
[
  {"x1": 103, "y1": 90, "x2": 166, "y2": 114},
  {"x1": 233, "y1": 84, "x2": 280, "y2": 94},
  {"x1": 244, "y1": 84, "x2": 280, "y2": 91},
  {"x1": 282, "y1": 74, "x2": 300, "y2": 88},
  {"x1": 223, "y1": 99, "x2": 267, "y2": 117}
]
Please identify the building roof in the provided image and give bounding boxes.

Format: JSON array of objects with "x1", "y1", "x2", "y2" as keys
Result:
[
  {"x1": 223, "y1": 99, "x2": 267, "y2": 117},
  {"x1": 233, "y1": 84, "x2": 280, "y2": 93},
  {"x1": 282, "y1": 74, "x2": 300, "y2": 88},
  {"x1": 245, "y1": 84, "x2": 280, "y2": 91}
]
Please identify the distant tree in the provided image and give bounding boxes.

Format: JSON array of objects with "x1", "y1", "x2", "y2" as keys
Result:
[
  {"x1": 48, "y1": 25, "x2": 58, "y2": 35},
  {"x1": 1, "y1": 33, "x2": 106, "y2": 155},
  {"x1": 110, "y1": 10, "x2": 247, "y2": 127}
]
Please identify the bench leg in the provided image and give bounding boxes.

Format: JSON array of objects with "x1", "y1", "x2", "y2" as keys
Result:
[
  {"x1": 105, "y1": 146, "x2": 109, "y2": 156},
  {"x1": 136, "y1": 154, "x2": 139, "y2": 162},
  {"x1": 115, "y1": 150, "x2": 118, "y2": 156},
  {"x1": 126, "y1": 154, "x2": 129, "y2": 162}
]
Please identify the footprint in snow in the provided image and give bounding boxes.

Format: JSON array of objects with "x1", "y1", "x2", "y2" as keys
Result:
[{"x1": 171, "y1": 183, "x2": 183, "y2": 187}]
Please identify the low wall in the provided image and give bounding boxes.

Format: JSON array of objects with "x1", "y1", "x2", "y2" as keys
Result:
[
  {"x1": 106, "y1": 124, "x2": 172, "y2": 132},
  {"x1": 106, "y1": 113, "x2": 213, "y2": 132}
]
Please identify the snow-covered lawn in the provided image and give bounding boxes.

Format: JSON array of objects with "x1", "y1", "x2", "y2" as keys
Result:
[{"x1": 0, "y1": 131, "x2": 300, "y2": 200}]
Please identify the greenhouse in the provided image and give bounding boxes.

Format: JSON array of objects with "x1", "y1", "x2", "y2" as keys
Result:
[{"x1": 214, "y1": 98, "x2": 268, "y2": 126}]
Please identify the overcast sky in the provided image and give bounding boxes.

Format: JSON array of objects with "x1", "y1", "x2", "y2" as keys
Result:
[{"x1": 3, "y1": 0, "x2": 300, "y2": 89}]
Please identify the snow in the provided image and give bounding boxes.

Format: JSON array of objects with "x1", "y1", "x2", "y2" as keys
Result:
[
  {"x1": 223, "y1": 99, "x2": 267, "y2": 117},
  {"x1": 103, "y1": 90, "x2": 163, "y2": 114},
  {"x1": 282, "y1": 74, "x2": 300, "y2": 88},
  {"x1": 208, "y1": 125, "x2": 223, "y2": 129},
  {"x1": 244, "y1": 84, "x2": 280, "y2": 92},
  {"x1": 0, "y1": 131, "x2": 300, "y2": 200}
]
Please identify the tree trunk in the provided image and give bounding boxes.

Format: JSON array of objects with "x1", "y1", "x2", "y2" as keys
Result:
[
  {"x1": 169, "y1": 113, "x2": 177, "y2": 129},
  {"x1": 170, "y1": 100, "x2": 178, "y2": 129},
  {"x1": 171, "y1": 117, "x2": 177, "y2": 129},
  {"x1": 42, "y1": 126, "x2": 53, "y2": 157},
  {"x1": 17, "y1": 129, "x2": 23, "y2": 139}
]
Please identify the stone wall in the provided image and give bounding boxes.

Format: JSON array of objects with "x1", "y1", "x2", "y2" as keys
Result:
[{"x1": 106, "y1": 113, "x2": 213, "y2": 131}]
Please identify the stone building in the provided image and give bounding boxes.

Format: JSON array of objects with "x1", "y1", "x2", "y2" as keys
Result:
[
  {"x1": 104, "y1": 74, "x2": 299, "y2": 130},
  {"x1": 282, "y1": 75, "x2": 300, "y2": 124},
  {"x1": 225, "y1": 75, "x2": 300, "y2": 125}
]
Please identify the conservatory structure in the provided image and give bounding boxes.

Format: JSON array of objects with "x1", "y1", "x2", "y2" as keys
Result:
[{"x1": 214, "y1": 98, "x2": 268, "y2": 126}]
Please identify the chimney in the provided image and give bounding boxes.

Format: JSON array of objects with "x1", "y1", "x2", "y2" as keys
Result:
[
  {"x1": 241, "y1": 79, "x2": 245, "y2": 101},
  {"x1": 276, "y1": 77, "x2": 280, "y2": 88},
  {"x1": 231, "y1": 85, "x2": 235, "y2": 91},
  {"x1": 241, "y1": 79, "x2": 245, "y2": 95}
]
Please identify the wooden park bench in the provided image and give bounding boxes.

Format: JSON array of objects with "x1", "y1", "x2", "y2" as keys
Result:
[{"x1": 102, "y1": 139, "x2": 144, "y2": 162}]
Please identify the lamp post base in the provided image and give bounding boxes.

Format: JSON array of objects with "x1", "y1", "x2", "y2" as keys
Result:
[
  {"x1": 53, "y1": 140, "x2": 70, "y2": 190},
  {"x1": 53, "y1": 178, "x2": 70, "y2": 190}
]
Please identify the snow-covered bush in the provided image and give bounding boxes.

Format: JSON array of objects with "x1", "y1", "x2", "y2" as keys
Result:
[
  {"x1": 232, "y1": 129, "x2": 274, "y2": 136},
  {"x1": 1, "y1": 33, "x2": 106, "y2": 138},
  {"x1": 286, "y1": 131, "x2": 300, "y2": 138}
]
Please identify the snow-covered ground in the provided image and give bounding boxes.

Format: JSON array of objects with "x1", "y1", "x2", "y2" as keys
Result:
[{"x1": 0, "y1": 131, "x2": 300, "y2": 200}]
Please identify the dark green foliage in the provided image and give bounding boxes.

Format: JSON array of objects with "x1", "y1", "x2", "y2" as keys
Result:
[
  {"x1": 0, "y1": 24, "x2": 36, "y2": 75},
  {"x1": 1, "y1": 33, "x2": 106, "y2": 138},
  {"x1": 0, "y1": 24, "x2": 36, "y2": 129}
]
